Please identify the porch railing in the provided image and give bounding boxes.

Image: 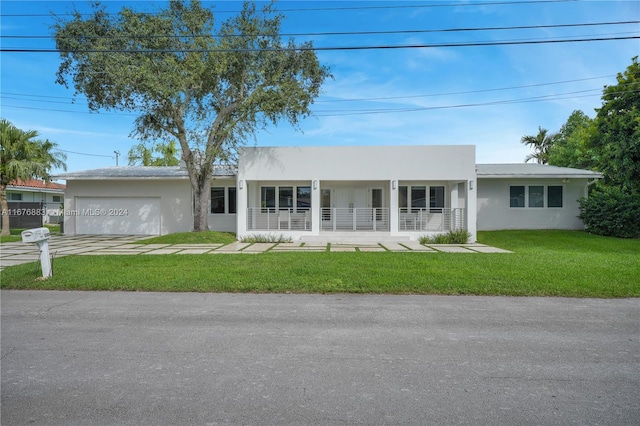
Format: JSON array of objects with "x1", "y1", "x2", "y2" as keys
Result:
[
  {"x1": 398, "y1": 208, "x2": 465, "y2": 232},
  {"x1": 321, "y1": 208, "x2": 390, "y2": 231},
  {"x1": 247, "y1": 208, "x2": 311, "y2": 231}
]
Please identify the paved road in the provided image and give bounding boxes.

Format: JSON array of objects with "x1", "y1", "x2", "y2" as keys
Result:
[{"x1": 1, "y1": 291, "x2": 638, "y2": 425}]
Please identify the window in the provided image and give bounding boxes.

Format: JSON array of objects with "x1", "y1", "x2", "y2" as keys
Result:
[
  {"x1": 399, "y1": 186, "x2": 408, "y2": 209},
  {"x1": 9, "y1": 193, "x2": 22, "y2": 201},
  {"x1": 211, "y1": 187, "x2": 225, "y2": 214},
  {"x1": 279, "y1": 187, "x2": 293, "y2": 210},
  {"x1": 510, "y1": 185, "x2": 564, "y2": 208},
  {"x1": 262, "y1": 185, "x2": 312, "y2": 212},
  {"x1": 510, "y1": 186, "x2": 525, "y2": 208},
  {"x1": 210, "y1": 187, "x2": 237, "y2": 214},
  {"x1": 321, "y1": 188, "x2": 331, "y2": 220},
  {"x1": 228, "y1": 187, "x2": 237, "y2": 214},
  {"x1": 547, "y1": 186, "x2": 563, "y2": 208},
  {"x1": 430, "y1": 186, "x2": 445, "y2": 212},
  {"x1": 529, "y1": 186, "x2": 544, "y2": 208},
  {"x1": 297, "y1": 186, "x2": 311, "y2": 210},
  {"x1": 52, "y1": 195, "x2": 62, "y2": 203},
  {"x1": 261, "y1": 187, "x2": 276, "y2": 210},
  {"x1": 411, "y1": 186, "x2": 426, "y2": 210}
]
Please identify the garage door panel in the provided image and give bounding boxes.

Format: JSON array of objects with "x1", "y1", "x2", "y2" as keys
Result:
[{"x1": 76, "y1": 197, "x2": 161, "y2": 235}]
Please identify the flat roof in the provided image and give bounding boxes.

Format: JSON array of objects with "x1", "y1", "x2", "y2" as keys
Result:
[
  {"x1": 55, "y1": 165, "x2": 236, "y2": 180},
  {"x1": 476, "y1": 164, "x2": 602, "y2": 179}
]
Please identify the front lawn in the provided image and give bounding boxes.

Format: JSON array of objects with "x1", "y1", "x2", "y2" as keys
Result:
[{"x1": 1, "y1": 230, "x2": 638, "y2": 297}]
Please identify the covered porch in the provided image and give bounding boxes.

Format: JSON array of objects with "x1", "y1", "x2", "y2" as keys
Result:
[
  {"x1": 236, "y1": 145, "x2": 477, "y2": 242},
  {"x1": 241, "y1": 180, "x2": 469, "y2": 239}
]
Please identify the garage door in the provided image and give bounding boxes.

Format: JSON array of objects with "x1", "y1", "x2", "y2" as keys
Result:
[{"x1": 75, "y1": 197, "x2": 161, "y2": 235}]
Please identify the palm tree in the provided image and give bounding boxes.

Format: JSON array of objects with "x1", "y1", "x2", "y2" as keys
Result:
[
  {"x1": 521, "y1": 126, "x2": 558, "y2": 164},
  {"x1": 152, "y1": 141, "x2": 180, "y2": 166},
  {"x1": 127, "y1": 143, "x2": 154, "y2": 166},
  {"x1": 0, "y1": 119, "x2": 67, "y2": 236},
  {"x1": 128, "y1": 141, "x2": 180, "y2": 166}
]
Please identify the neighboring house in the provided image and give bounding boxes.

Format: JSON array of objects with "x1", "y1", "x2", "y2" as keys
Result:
[
  {"x1": 5, "y1": 179, "x2": 66, "y2": 225},
  {"x1": 56, "y1": 145, "x2": 602, "y2": 242}
]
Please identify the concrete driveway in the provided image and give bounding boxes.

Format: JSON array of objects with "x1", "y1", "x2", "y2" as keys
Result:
[
  {"x1": 2, "y1": 291, "x2": 638, "y2": 425},
  {"x1": 0, "y1": 235, "x2": 512, "y2": 270}
]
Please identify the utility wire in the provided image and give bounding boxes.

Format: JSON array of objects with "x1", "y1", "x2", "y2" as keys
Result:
[
  {"x1": 4, "y1": 20, "x2": 637, "y2": 40},
  {"x1": 0, "y1": 0, "x2": 583, "y2": 17},
  {"x1": 2, "y1": 34, "x2": 638, "y2": 53},
  {"x1": 0, "y1": 74, "x2": 618, "y2": 105},
  {"x1": 53, "y1": 148, "x2": 114, "y2": 158}
]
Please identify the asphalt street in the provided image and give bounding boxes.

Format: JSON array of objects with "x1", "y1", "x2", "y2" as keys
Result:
[{"x1": 1, "y1": 291, "x2": 638, "y2": 425}]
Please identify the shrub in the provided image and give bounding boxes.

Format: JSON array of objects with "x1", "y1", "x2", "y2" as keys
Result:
[
  {"x1": 240, "y1": 233, "x2": 293, "y2": 243},
  {"x1": 420, "y1": 229, "x2": 471, "y2": 244},
  {"x1": 578, "y1": 186, "x2": 640, "y2": 238}
]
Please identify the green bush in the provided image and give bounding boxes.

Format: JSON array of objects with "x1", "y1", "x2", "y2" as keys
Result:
[
  {"x1": 240, "y1": 233, "x2": 293, "y2": 243},
  {"x1": 420, "y1": 229, "x2": 471, "y2": 244},
  {"x1": 578, "y1": 186, "x2": 640, "y2": 238}
]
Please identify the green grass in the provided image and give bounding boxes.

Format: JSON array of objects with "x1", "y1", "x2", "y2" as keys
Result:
[
  {"x1": 1, "y1": 230, "x2": 638, "y2": 298},
  {"x1": 0, "y1": 224, "x2": 61, "y2": 244},
  {"x1": 134, "y1": 230, "x2": 237, "y2": 245}
]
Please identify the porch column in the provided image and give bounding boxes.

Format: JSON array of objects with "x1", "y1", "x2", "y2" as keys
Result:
[
  {"x1": 450, "y1": 183, "x2": 459, "y2": 210},
  {"x1": 466, "y1": 179, "x2": 477, "y2": 243},
  {"x1": 311, "y1": 179, "x2": 321, "y2": 235},
  {"x1": 236, "y1": 179, "x2": 248, "y2": 238},
  {"x1": 390, "y1": 179, "x2": 399, "y2": 236}
]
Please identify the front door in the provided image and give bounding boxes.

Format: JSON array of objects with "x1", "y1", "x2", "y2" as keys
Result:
[{"x1": 333, "y1": 187, "x2": 368, "y2": 210}]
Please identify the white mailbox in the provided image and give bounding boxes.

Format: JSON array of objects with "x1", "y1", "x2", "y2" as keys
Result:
[
  {"x1": 21, "y1": 227, "x2": 51, "y2": 243},
  {"x1": 21, "y1": 227, "x2": 52, "y2": 278}
]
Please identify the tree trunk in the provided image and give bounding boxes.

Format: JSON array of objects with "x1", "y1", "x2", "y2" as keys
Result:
[
  {"x1": 191, "y1": 171, "x2": 212, "y2": 232},
  {"x1": 1, "y1": 184, "x2": 10, "y2": 236}
]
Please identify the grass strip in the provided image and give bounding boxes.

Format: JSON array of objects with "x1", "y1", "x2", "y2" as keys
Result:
[{"x1": 2, "y1": 231, "x2": 638, "y2": 298}]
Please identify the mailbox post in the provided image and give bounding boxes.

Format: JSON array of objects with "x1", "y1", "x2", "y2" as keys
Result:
[{"x1": 21, "y1": 227, "x2": 52, "y2": 279}]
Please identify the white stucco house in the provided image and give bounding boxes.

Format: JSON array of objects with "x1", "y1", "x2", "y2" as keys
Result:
[
  {"x1": 5, "y1": 179, "x2": 66, "y2": 225},
  {"x1": 55, "y1": 145, "x2": 602, "y2": 242}
]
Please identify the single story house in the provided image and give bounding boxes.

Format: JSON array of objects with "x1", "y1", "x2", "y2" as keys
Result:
[
  {"x1": 4, "y1": 179, "x2": 66, "y2": 225},
  {"x1": 56, "y1": 145, "x2": 602, "y2": 242}
]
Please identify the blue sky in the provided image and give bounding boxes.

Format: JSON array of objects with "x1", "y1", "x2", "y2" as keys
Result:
[{"x1": 1, "y1": 0, "x2": 639, "y2": 178}]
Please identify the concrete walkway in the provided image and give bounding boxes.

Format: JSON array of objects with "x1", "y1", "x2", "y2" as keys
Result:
[{"x1": 0, "y1": 235, "x2": 512, "y2": 270}]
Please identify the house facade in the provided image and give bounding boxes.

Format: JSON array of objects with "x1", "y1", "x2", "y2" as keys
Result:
[
  {"x1": 4, "y1": 179, "x2": 66, "y2": 225},
  {"x1": 56, "y1": 145, "x2": 601, "y2": 242}
]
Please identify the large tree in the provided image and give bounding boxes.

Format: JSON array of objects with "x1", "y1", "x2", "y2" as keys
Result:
[
  {"x1": 591, "y1": 56, "x2": 640, "y2": 192},
  {"x1": 521, "y1": 126, "x2": 558, "y2": 164},
  {"x1": 54, "y1": 0, "x2": 331, "y2": 231},
  {"x1": 0, "y1": 119, "x2": 67, "y2": 236},
  {"x1": 548, "y1": 110, "x2": 598, "y2": 170}
]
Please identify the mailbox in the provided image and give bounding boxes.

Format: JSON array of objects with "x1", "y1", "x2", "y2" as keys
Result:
[
  {"x1": 21, "y1": 227, "x2": 51, "y2": 243},
  {"x1": 21, "y1": 227, "x2": 52, "y2": 278}
]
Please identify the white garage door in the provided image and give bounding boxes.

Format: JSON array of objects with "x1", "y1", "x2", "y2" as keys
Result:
[{"x1": 75, "y1": 197, "x2": 161, "y2": 235}]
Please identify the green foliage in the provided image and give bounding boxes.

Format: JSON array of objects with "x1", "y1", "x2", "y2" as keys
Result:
[
  {"x1": 0, "y1": 119, "x2": 67, "y2": 236},
  {"x1": 128, "y1": 141, "x2": 180, "y2": 166},
  {"x1": 240, "y1": 233, "x2": 293, "y2": 243},
  {"x1": 578, "y1": 185, "x2": 640, "y2": 238},
  {"x1": 2, "y1": 231, "x2": 639, "y2": 298},
  {"x1": 420, "y1": 229, "x2": 471, "y2": 244},
  {"x1": 520, "y1": 126, "x2": 557, "y2": 164},
  {"x1": 53, "y1": 1, "x2": 331, "y2": 231},
  {"x1": 592, "y1": 56, "x2": 640, "y2": 192},
  {"x1": 548, "y1": 110, "x2": 599, "y2": 170}
]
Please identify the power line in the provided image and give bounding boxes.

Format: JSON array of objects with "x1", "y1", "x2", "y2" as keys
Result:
[
  {"x1": 2, "y1": 34, "x2": 638, "y2": 53},
  {"x1": 0, "y1": 74, "x2": 617, "y2": 105},
  {"x1": 53, "y1": 148, "x2": 114, "y2": 158},
  {"x1": 0, "y1": 1, "x2": 583, "y2": 17},
  {"x1": 4, "y1": 20, "x2": 637, "y2": 40},
  {"x1": 6, "y1": 88, "x2": 638, "y2": 118}
]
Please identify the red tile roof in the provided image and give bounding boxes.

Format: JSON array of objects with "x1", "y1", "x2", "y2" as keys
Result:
[{"x1": 9, "y1": 179, "x2": 66, "y2": 191}]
